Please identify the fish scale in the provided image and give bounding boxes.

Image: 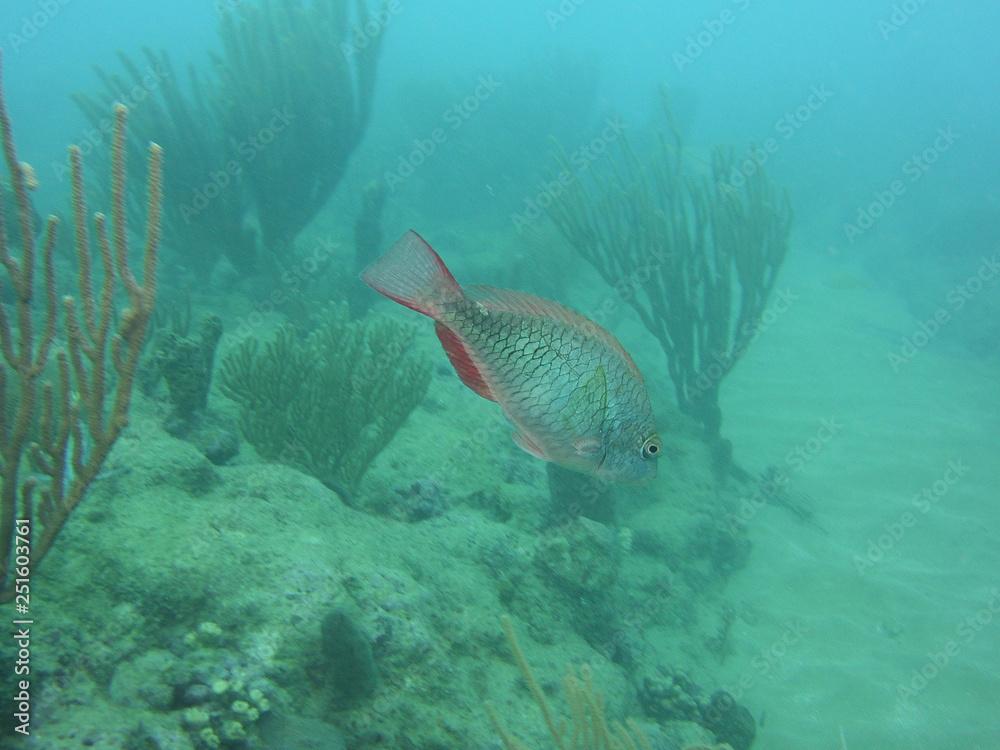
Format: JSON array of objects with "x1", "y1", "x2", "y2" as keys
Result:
[{"x1": 362, "y1": 230, "x2": 661, "y2": 481}]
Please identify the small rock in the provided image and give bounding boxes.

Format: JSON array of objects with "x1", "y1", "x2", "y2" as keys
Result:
[
  {"x1": 258, "y1": 713, "x2": 346, "y2": 750},
  {"x1": 109, "y1": 649, "x2": 180, "y2": 710},
  {"x1": 701, "y1": 690, "x2": 756, "y2": 750},
  {"x1": 536, "y1": 517, "x2": 620, "y2": 593},
  {"x1": 320, "y1": 607, "x2": 377, "y2": 708}
]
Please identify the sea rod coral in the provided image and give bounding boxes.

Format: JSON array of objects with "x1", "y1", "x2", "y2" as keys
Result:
[
  {"x1": 0, "y1": 54, "x2": 161, "y2": 600},
  {"x1": 546, "y1": 94, "x2": 791, "y2": 457},
  {"x1": 487, "y1": 615, "x2": 652, "y2": 750}
]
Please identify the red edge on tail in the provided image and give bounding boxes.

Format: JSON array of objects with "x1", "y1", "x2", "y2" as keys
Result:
[
  {"x1": 361, "y1": 230, "x2": 461, "y2": 318},
  {"x1": 363, "y1": 230, "x2": 499, "y2": 403}
]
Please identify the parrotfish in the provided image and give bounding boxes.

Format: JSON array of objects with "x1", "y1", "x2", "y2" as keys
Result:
[{"x1": 362, "y1": 231, "x2": 661, "y2": 481}]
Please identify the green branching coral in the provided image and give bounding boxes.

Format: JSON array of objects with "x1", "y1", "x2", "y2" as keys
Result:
[
  {"x1": 215, "y1": 0, "x2": 387, "y2": 257},
  {"x1": 354, "y1": 179, "x2": 389, "y2": 273},
  {"x1": 74, "y1": 48, "x2": 258, "y2": 275},
  {"x1": 220, "y1": 304, "x2": 429, "y2": 495},
  {"x1": 75, "y1": 0, "x2": 388, "y2": 275},
  {"x1": 158, "y1": 315, "x2": 224, "y2": 421},
  {"x1": 546, "y1": 94, "x2": 791, "y2": 448}
]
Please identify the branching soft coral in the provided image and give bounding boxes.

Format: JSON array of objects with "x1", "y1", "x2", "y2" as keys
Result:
[
  {"x1": 220, "y1": 304, "x2": 429, "y2": 495},
  {"x1": 487, "y1": 615, "x2": 651, "y2": 750}
]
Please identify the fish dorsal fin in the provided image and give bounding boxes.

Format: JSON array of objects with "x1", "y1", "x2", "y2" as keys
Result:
[
  {"x1": 466, "y1": 285, "x2": 643, "y2": 380},
  {"x1": 434, "y1": 322, "x2": 496, "y2": 401}
]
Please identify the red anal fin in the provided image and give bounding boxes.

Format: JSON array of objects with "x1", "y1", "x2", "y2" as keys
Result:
[
  {"x1": 434, "y1": 322, "x2": 496, "y2": 402},
  {"x1": 513, "y1": 431, "x2": 550, "y2": 461}
]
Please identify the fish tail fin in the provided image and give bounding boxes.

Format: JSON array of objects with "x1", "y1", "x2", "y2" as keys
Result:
[{"x1": 361, "y1": 230, "x2": 463, "y2": 318}]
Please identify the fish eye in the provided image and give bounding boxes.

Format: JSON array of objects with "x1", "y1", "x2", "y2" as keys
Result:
[{"x1": 641, "y1": 435, "x2": 662, "y2": 459}]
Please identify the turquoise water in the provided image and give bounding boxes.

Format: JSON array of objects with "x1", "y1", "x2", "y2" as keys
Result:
[{"x1": 1, "y1": 1, "x2": 997, "y2": 749}]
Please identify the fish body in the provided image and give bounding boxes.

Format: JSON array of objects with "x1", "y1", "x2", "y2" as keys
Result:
[{"x1": 362, "y1": 231, "x2": 661, "y2": 481}]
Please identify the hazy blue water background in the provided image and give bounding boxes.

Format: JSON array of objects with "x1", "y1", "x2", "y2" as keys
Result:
[
  {"x1": 6, "y1": 0, "x2": 999, "y2": 242},
  {"x1": 3, "y1": 1, "x2": 999, "y2": 748}
]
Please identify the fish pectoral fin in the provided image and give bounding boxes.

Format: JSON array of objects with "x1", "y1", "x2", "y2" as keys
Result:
[
  {"x1": 562, "y1": 365, "x2": 608, "y2": 433},
  {"x1": 572, "y1": 437, "x2": 603, "y2": 456},
  {"x1": 512, "y1": 431, "x2": 550, "y2": 461}
]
